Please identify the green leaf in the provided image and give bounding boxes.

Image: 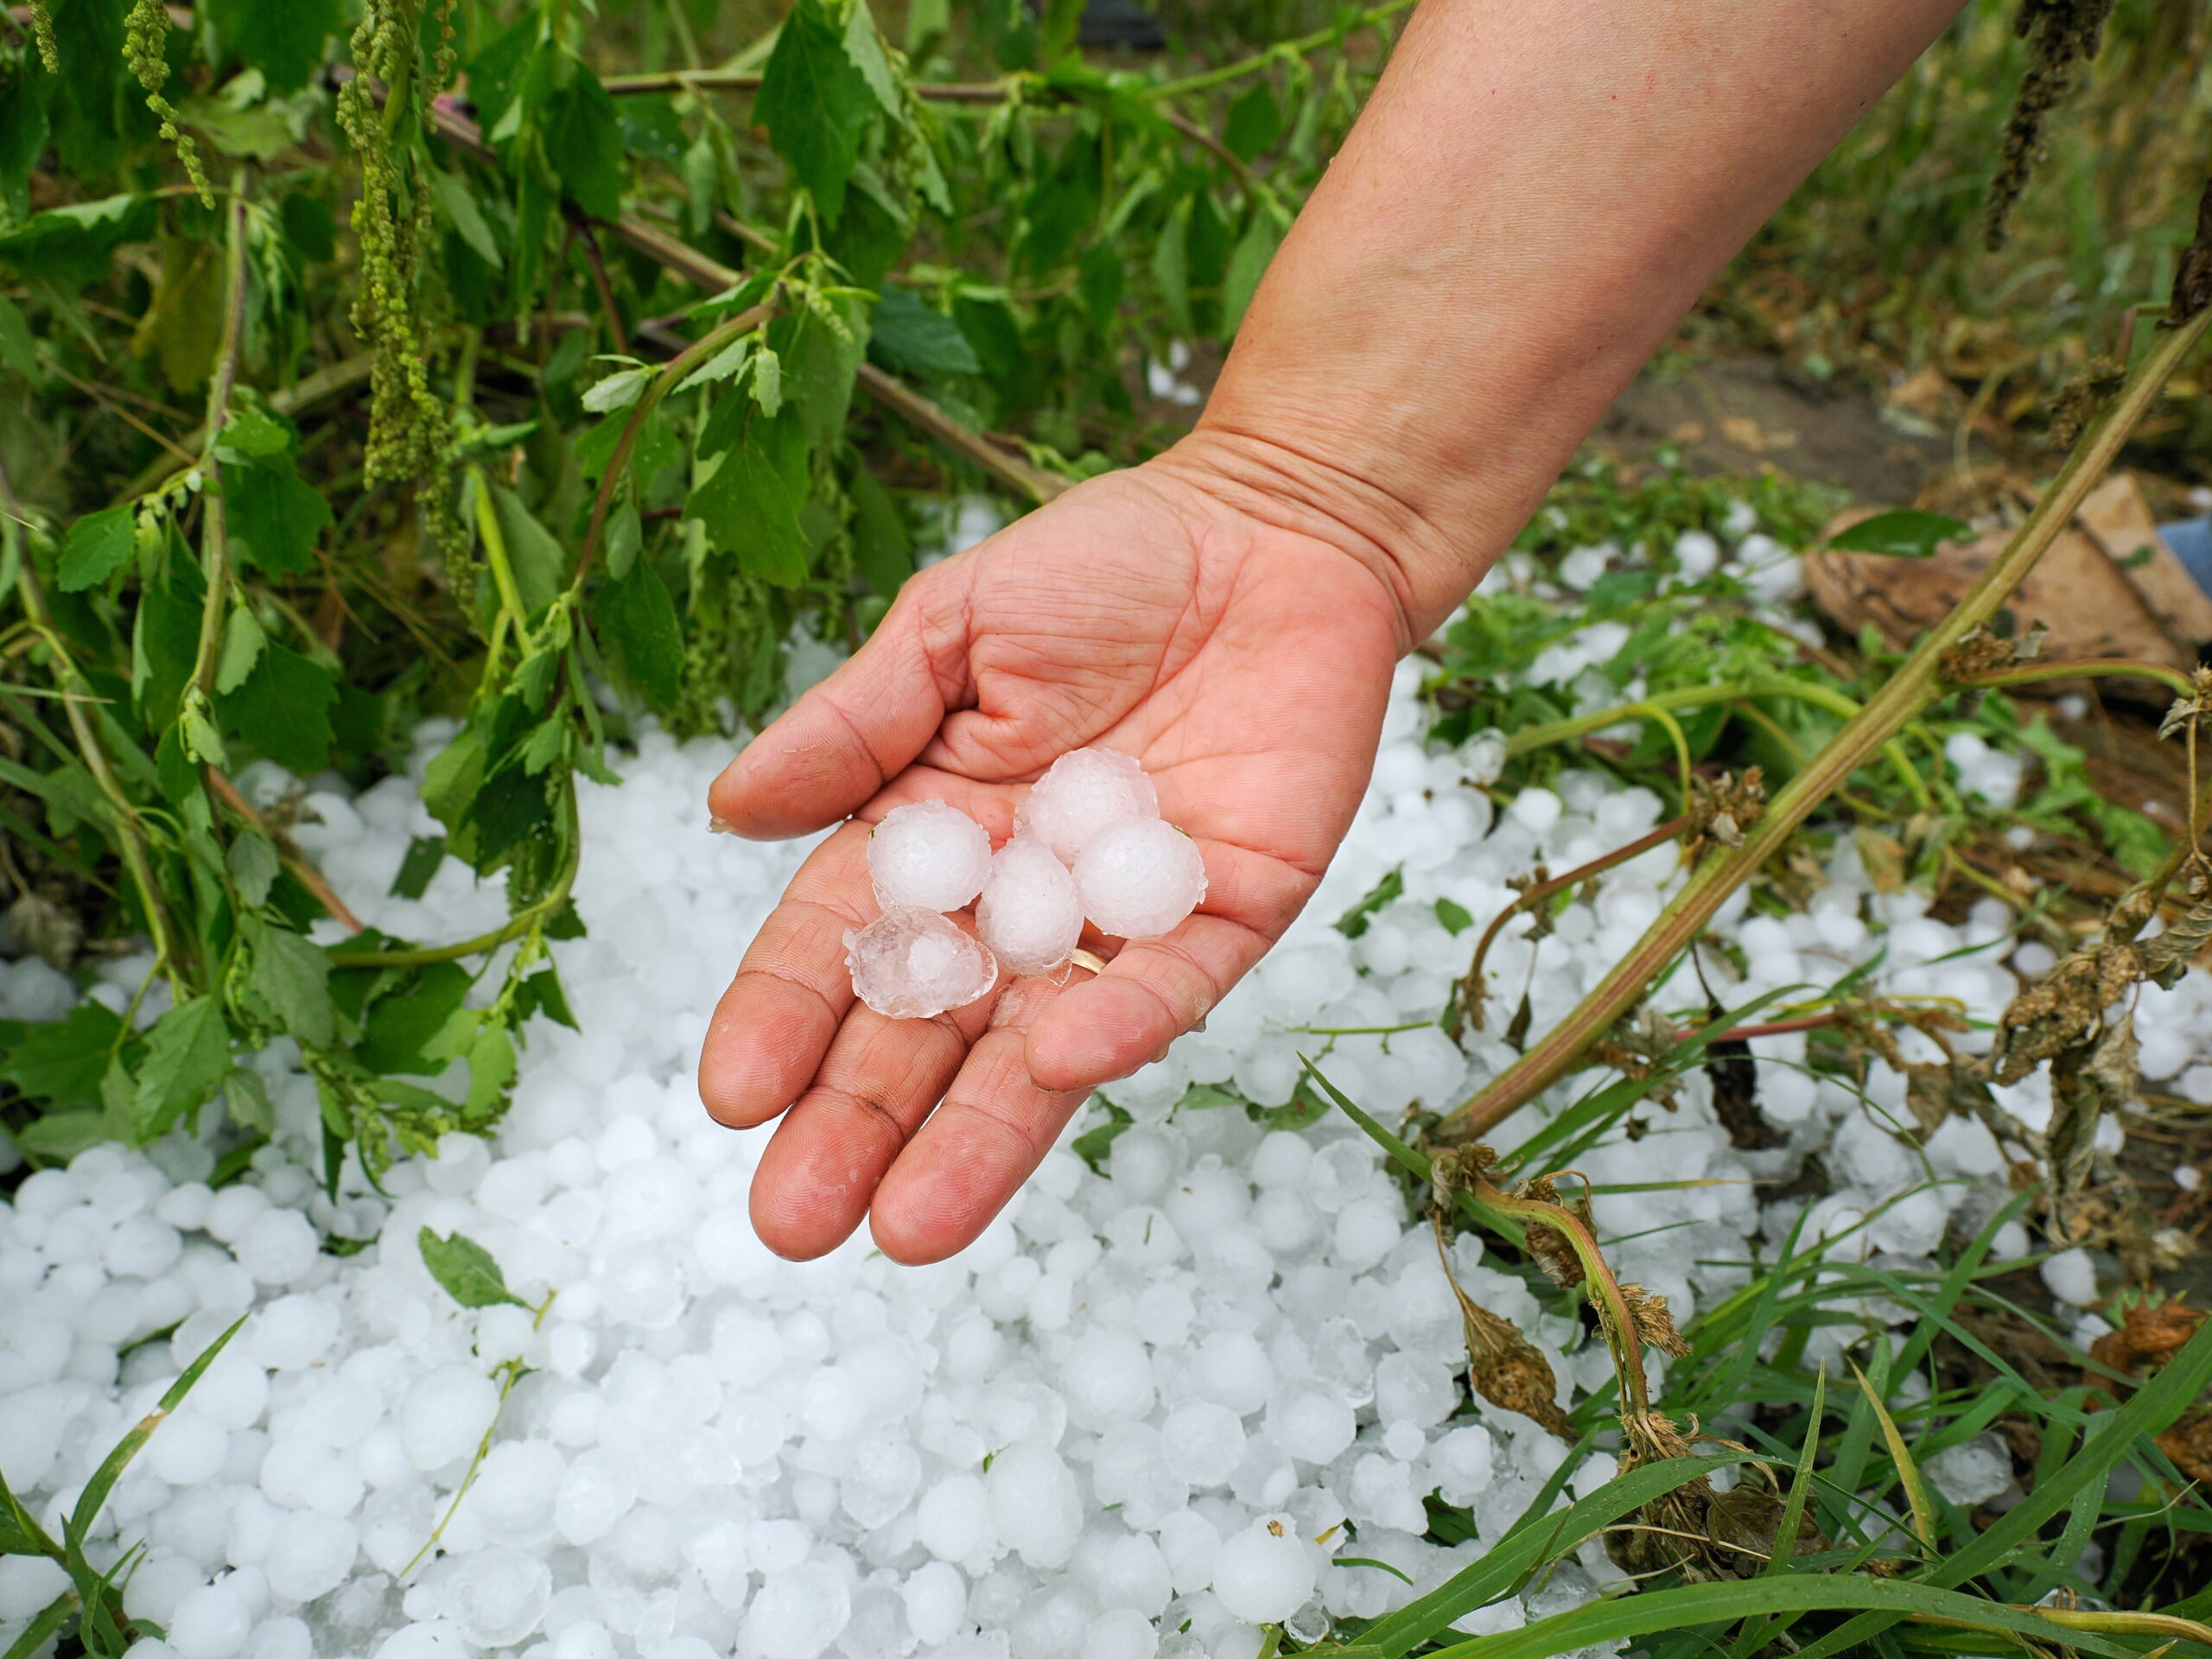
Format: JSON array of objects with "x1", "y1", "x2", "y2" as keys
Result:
[
  {"x1": 847, "y1": 454, "x2": 912, "y2": 598},
  {"x1": 486, "y1": 484, "x2": 569, "y2": 616},
  {"x1": 1220, "y1": 213, "x2": 1281, "y2": 338},
  {"x1": 132, "y1": 994, "x2": 233, "y2": 1140},
  {"x1": 0, "y1": 291, "x2": 38, "y2": 377},
  {"x1": 689, "y1": 432, "x2": 811, "y2": 588},
  {"x1": 242, "y1": 916, "x2": 334, "y2": 1049},
  {"x1": 465, "y1": 1021, "x2": 517, "y2": 1121},
  {"x1": 213, "y1": 605, "x2": 265, "y2": 695},
  {"x1": 218, "y1": 404, "x2": 292, "y2": 459},
  {"x1": 427, "y1": 168, "x2": 504, "y2": 272},
  {"x1": 868, "y1": 286, "x2": 981, "y2": 378},
  {"x1": 1435, "y1": 897, "x2": 1474, "y2": 936},
  {"x1": 544, "y1": 62, "x2": 626, "y2": 222},
  {"x1": 217, "y1": 643, "x2": 337, "y2": 774},
  {"x1": 225, "y1": 459, "x2": 334, "y2": 576},
  {"x1": 755, "y1": 0, "x2": 874, "y2": 222},
  {"x1": 1334, "y1": 867, "x2": 1403, "y2": 939},
  {"x1": 0, "y1": 194, "x2": 157, "y2": 291},
  {"x1": 1224, "y1": 83, "x2": 1281, "y2": 162},
  {"x1": 206, "y1": 0, "x2": 344, "y2": 92},
  {"x1": 841, "y1": 0, "x2": 903, "y2": 117},
  {"x1": 417, "y1": 1227, "x2": 525, "y2": 1309},
  {"x1": 593, "y1": 557, "x2": 685, "y2": 712},
  {"x1": 226, "y1": 830, "x2": 280, "y2": 906},
  {"x1": 57, "y1": 505, "x2": 135, "y2": 592},
  {"x1": 354, "y1": 963, "x2": 472, "y2": 1075},
  {"x1": 1825, "y1": 509, "x2": 1970, "y2": 558},
  {"x1": 0, "y1": 1000, "x2": 124, "y2": 1110},
  {"x1": 390, "y1": 835, "x2": 446, "y2": 900},
  {"x1": 515, "y1": 966, "x2": 578, "y2": 1032}
]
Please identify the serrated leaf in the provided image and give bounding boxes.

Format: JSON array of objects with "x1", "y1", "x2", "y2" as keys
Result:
[
  {"x1": 57, "y1": 504, "x2": 134, "y2": 592},
  {"x1": 224, "y1": 1065, "x2": 274, "y2": 1134},
  {"x1": 244, "y1": 915, "x2": 334, "y2": 1049},
  {"x1": 755, "y1": 0, "x2": 874, "y2": 221},
  {"x1": 465, "y1": 1022, "x2": 517, "y2": 1122},
  {"x1": 417, "y1": 1227, "x2": 524, "y2": 1309},
  {"x1": 354, "y1": 962, "x2": 472, "y2": 1076},
  {"x1": 218, "y1": 404, "x2": 292, "y2": 459},
  {"x1": 216, "y1": 643, "x2": 335, "y2": 774},
  {"x1": 842, "y1": 0, "x2": 902, "y2": 117},
  {"x1": 1826, "y1": 509, "x2": 1970, "y2": 558},
  {"x1": 750, "y1": 347, "x2": 783, "y2": 417},
  {"x1": 677, "y1": 336, "x2": 752, "y2": 393},
  {"x1": 1224, "y1": 82, "x2": 1280, "y2": 162},
  {"x1": 0, "y1": 1001, "x2": 124, "y2": 1110},
  {"x1": 226, "y1": 830, "x2": 280, "y2": 906},
  {"x1": 133, "y1": 994, "x2": 232, "y2": 1140},
  {"x1": 545, "y1": 60, "x2": 626, "y2": 222},
  {"x1": 868, "y1": 286, "x2": 980, "y2": 378},
  {"x1": 224, "y1": 458, "x2": 334, "y2": 576},
  {"x1": 206, "y1": 0, "x2": 344, "y2": 92},
  {"x1": 593, "y1": 556, "x2": 684, "y2": 711},
  {"x1": 213, "y1": 605, "x2": 265, "y2": 695},
  {"x1": 689, "y1": 433, "x2": 810, "y2": 588}
]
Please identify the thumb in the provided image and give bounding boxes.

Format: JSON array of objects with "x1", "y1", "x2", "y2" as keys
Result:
[{"x1": 708, "y1": 582, "x2": 967, "y2": 839}]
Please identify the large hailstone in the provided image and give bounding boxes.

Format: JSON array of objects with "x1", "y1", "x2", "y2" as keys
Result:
[
  {"x1": 868, "y1": 800, "x2": 995, "y2": 912},
  {"x1": 1075, "y1": 818, "x2": 1207, "y2": 940},
  {"x1": 845, "y1": 907, "x2": 999, "y2": 1019},
  {"x1": 976, "y1": 835, "x2": 1084, "y2": 977},
  {"x1": 1016, "y1": 748, "x2": 1160, "y2": 864}
]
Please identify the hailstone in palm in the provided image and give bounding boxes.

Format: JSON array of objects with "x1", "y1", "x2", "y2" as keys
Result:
[
  {"x1": 1016, "y1": 748, "x2": 1159, "y2": 863},
  {"x1": 868, "y1": 800, "x2": 994, "y2": 912},
  {"x1": 1075, "y1": 819, "x2": 1207, "y2": 940},
  {"x1": 976, "y1": 836, "x2": 1084, "y2": 977},
  {"x1": 845, "y1": 907, "x2": 999, "y2": 1019}
]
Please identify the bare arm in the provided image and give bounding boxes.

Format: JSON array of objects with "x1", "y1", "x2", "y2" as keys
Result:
[{"x1": 1165, "y1": 0, "x2": 1963, "y2": 639}]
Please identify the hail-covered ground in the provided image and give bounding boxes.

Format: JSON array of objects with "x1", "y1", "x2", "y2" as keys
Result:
[{"x1": 3, "y1": 514, "x2": 2209, "y2": 1659}]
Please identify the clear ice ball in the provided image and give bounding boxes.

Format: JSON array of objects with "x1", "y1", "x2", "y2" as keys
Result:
[
  {"x1": 1015, "y1": 748, "x2": 1159, "y2": 864},
  {"x1": 867, "y1": 800, "x2": 994, "y2": 913},
  {"x1": 1075, "y1": 819, "x2": 1207, "y2": 940},
  {"x1": 845, "y1": 906, "x2": 1000, "y2": 1019},
  {"x1": 976, "y1": 836, "x2": 1084, "y2": 978}
]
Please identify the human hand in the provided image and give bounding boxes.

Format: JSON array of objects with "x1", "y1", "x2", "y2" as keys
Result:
[{"x1": 697, "y1": 442, "x2": 1409, "y2": 1264}]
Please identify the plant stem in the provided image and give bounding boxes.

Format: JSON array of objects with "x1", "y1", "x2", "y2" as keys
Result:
[
  {"x1": 189, "y1": 180, "x2": 254, "y2": 703},
  {"x1": 1952, "y1": 657, "x2": 2201, "y2": 701},
  {"x1": 203, "y1": 769, "x2": 364, "y2": 932},
  {"x1": 326, "y1": 788, "x2": 581, "y2": 969},
  {"x1": 1458, "y1": 814, "x2": 1692, "y2": 1029},
  {"x1": 570, "y1": 300, "x2": 779, "y2": 597},
  {"x1": 1445, "y1": 302, "x2": 2212, "y2": 1140}
]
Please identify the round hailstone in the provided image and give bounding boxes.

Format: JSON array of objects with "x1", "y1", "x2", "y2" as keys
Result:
[
  {"x1": 867, "y1": 800, "x2": 994, "y2": 912},
  {"x1": 846, "y1": 907, "x2": 1000, "y2": 1020},
  {"x1": 976, "y1": 835, "x2": 1084, "y2": 977},
  {"x1": 1074, "y1": 818, "x2": 1207, "y2": 939},
  {"x1": 1016, "y1": 748, "x2": 1160, "y2": 863}
]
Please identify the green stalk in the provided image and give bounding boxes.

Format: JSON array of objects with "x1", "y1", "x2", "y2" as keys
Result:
[
  {"x1": 569, "y1": 298, "x2": 779, "y2": 598},
  {"x1": 1446, "y1": 302, "x2": 2212, "y2": 1140},
  {"x1": 1152, "y1": 0, "x2": 1417, "y2": 97},
  {"x1": 188, "y1": 181, "x2": 254, "y2": 702}
]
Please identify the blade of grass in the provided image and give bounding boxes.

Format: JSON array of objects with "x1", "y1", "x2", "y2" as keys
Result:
[
  {"x1": 1421, "y1": 1578, "x2": 2153, "y2": 1659},
  {"x1": 1354, "y1": 1454, "x2": 1752, "y2": 1658},
  {"x1": 1789, "y1": 1316, "x2": 2212, "y2": 1659},
  {"x1": 66, "y1": 1315, "x2": 245, "y2": 1545},
  {"x1": 3, "y1": 1592, "x2": 77, "y2": 1659},
  {"x1": 1725, "y1": 1365, "x2": 1833, "y2": 1659},
  {"x1": 1853, "y1": 1358, "x2": 1939, "y2": 1556}
]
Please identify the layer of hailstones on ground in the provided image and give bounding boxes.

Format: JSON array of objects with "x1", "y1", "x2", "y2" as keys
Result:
[
  {"x1": 854, "y1": 753, "x2": 1206, "y2": 1019},
  {"x1": 6, "y1": 503, "x2": 2212, "y2": 1659}
]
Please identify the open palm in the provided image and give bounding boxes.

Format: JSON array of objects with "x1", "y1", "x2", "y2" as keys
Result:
[{"x1": 697, "y1": 454, "x2": 1407, "y2": 1263}]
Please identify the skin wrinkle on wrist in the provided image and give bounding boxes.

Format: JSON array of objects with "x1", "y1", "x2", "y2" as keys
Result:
[{"x1": 1149, "y1": 426, "x2": 1439, "y2": 652}]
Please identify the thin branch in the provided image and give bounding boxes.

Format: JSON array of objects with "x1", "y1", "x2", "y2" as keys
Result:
[
  {"x1": 600, "y1": 67, "x2": 1008, "y2": 101},
  {"x1": 203, "y1": 769, "x2": 364, "y2": 933},
  {"x1": 188, "y1": 181, "x2": 253, "y2": 703}
]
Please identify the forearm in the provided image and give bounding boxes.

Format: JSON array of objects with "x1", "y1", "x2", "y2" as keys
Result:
[{"x1": 1161, "y1": 0, "x2": 1963, "y2": 640}]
